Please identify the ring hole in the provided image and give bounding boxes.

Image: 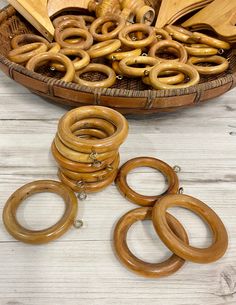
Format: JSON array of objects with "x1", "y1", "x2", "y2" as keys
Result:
[
  {"x1": 127, "y1": 219, "x2": 172, "y2": 263},
  {"x1": 80, "y1": 71, "x2": 108, "y2": 81},
  {"x1": 16, "y1": 192, "x2": 66, "y2": 231},
  {"x1": 168, "y1": 207, "x2": 213, "y2": 248},
  {"x1": 126, "y1": 167, "x2": 168, "y2": 196}
]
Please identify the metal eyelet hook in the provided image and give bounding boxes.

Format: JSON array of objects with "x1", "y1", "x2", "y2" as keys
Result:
[
  {"x1": 76, "y1": 180, "x2": 87, "y2": 201},
  {"x1": 179, "y1": 187, "x2": 184, "y2": 194},
  {"x1": 92, "y1": 159, "x2": 102, "y2": 168},
  {"x1": 173, "y1": 165, "x2": 181, "y2": 173},
  {"x1": 74, "y1": 219, "x2": 84, "y2": 229},
  {"x1": 116, "y1": 75, "x2": 123, "y2": 80}
]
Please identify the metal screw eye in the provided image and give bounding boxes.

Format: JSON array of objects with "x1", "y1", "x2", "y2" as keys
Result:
[
  {"x1": 179, "y1": 187, "x2": 184, "y2": 194},
  {"x1": 173, "y1": 165, "x2": 181, "y2": 173},
  {"x1": 77, "y1": 191, "x2": 87, "y2": 201},
  {"x1": 116, "y1": 75, "x2": 123, "y2": 80},
  {"x1": 74, "y1": 219, "x2": 84, "y2": 229},
  {"x1": 144, "y1": 70, "x2": 149, "y2": 76},
  {"x1": 93, "y1": 160, "x2": 102, "y2": 168},
  {"x1": 142, "y1": 53, "x2": 148, "y2": 56}
]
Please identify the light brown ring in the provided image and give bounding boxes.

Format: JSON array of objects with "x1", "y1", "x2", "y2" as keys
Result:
[
  {"x1": 114, "y1": 207, "x2": 188, "y2": 278},
  {"x1": 52, "y1": 49, "x2": 90, "y2": 71},
  {"x1": 2, "y1": 180, "x2": 78, "y2": 244},
  {"x1": 8, "y1": 43, "x2": 48, "y2": 64},
  {"x1": 119, "y1": 56, "x2": 159, "y2": 77},
  {"x1": 187, "y1": 55, "x2": 229, "y2": 75},
  {"x1": 88, "y1": 39, "x2": 121, "y2": 58},
  {"x1": 55, "y1": 28, "x2": 93, "y2": 50},
  {"x1": 115, "y1": 157, "x2": 179, "y2": 207}
]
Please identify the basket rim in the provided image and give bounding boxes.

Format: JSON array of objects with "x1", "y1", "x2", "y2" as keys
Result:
[{"x1": 0, "y1": 4, "x2": 235, "y2": 100}]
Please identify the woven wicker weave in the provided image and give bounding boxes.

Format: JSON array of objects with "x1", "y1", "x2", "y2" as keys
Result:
[{"x1": 0, "y1": 5, "x2": 236, "y2": 114}]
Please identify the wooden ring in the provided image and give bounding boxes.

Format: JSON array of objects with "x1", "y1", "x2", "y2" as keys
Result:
[
  {"x1": 11, "y1": 34, "x2": 50, "y2": 49},
  {"x1": 191, "y1": 32, "x2": 231, "y2": 50},
  {"x1": 58, "y1": 168, "x2": 118, "y2": 193},
  {"x1": 112, "y1": 61, "x2": 124, "y2": 76},
  {"x1": 114, "y1": 207, "x2": 188, "y2": 278},
  {"x1": 52, "y1": 49, "x2": 90, "y2": 71},
  {"x1": 142, "y1": 72, "x2": 185, "y2": 86},
  {"x1": 184, "y1": 44, "x2": 218, "y2": 56},
  {"x1": 164, "y1": 25, "x2": 195, "y2": 43},
  {"x1": 187, "y1": 56, "x2": 229, "y2": 75},
  {"x1": 51, "y1": 141, "x2": 118, "y2": 173},
  {"x1": 74, "y1": 63, "x2": 116, "y2": 88},
  {"x1": 2, "y1": 180, "x2": 78, "y2": 244},
  {"x1": 119, "y1": 24, "x2": 155, "y2": 48},
  {"x1": 57, "y1": 106, "x2": 129, "y2": 154},
  {"x1": 119, "y1": 56, "x2": 159, "y2": 77},
  {"x1": 149, "y1": 62, "x2": 200, "y2": 90},
  {"x1": 149, "y1": 40, "x2": 188, "y2": 63},
  {"x1": 54, "y1": 135, "x2": 118, "y2": 163},
  {"x1": 26, "y1": 52, "x2": 75, "y2": 82},
  {"x1": 88, "y1": 39, "x2": 121, "y2": 59},
  {"x1": 115, "y1": 157, "x2": 179, "y2": 207},
  {"x1": 53, "y1": 15, "x2": 86, "y2": 29},
  {"x1": 55, "y1": 19, "x2": 88, "y2": 44},
  {"x1": 60, "y1": 154, "x2": 120, "y2": 182},
  {"x1": 8, "y1": 42, "x2": 48, "y2": 64},
  {"x1": 154, "y1": 28, "x2": 172, "y2": 41},
  {"x1": 55, "y1": 28, "x2": 93, "y2": 50},
  {"x1": 107, "y1": 48, "x2": 142, "y2": 61},
  {"x1": 80, "y1": 15, "x2": 95, "y2": 29},
  {"x1": 90, "y1": 15, "x2": 126, "y2": 41},
  {"x1": 71, "y1": 117, "x2": 116, "y2": 136},
  {"x1": 152, "y1": 194, "x2": 228, "y2": 263}
]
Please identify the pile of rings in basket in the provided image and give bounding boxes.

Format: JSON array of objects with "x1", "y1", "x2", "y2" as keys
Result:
[
  {"x1": 2, "y1": 106, "x2": 228, "y2": 278},
  {"x1": 7, "y1": 0, "x2": 231, "y2": 89}
]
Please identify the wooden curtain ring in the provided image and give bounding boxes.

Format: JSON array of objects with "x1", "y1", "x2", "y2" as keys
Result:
[
  {"x1": 88, "y1": 39, "x2": 121, "y2": 59},
  {"x1": 107, "y1": 48, "x2": 142, "y2": 61},
  {"x1": 90, "y1": 15, "x2": 126, "y2": 41},
  {"x1": 142, "y1": 72, "x2": 185, "y2": 86},
  {"x1": 74, "y1": 63, "x2": 116, "y2": 88},
  {"x1": 152, "y1": 194, "x2": 228, "y2": 263},
  {"x1": 154, "y1": 28, "x2": 172, "y2": 41},
  {"x1": 8, "y1": 42, "x2": 48, "y2": 64},
  {"x1": 149, "y1": 40, "x2": 188, "y2": 63},
  {"x1": 54, "y1": 135, "x2": 118, "y2": 163},
  {"x1": 119, "y1": 24, "x2": 155, "y2": 48},
  {"x1": 149, "y1": 62, "x2": 200, "y2": 90},
  {"x1": 73, "y1": 128, "x2": 108, "y2": 139},
  {"x1": 11, "y1": 34, "x2": 50, "y2": 49},
  {"x1": 57, "y1": 106, "x2": 129, "y2": 154},
  {"x1": 191, "y1": 32, "x2": 231, "y2": 50},
  {"x1": 184, "y1": 44, "x2": 218, "y2": 56},
  {"x1": 115, "y1": 157, "x2": 179, "y2": 207},
  {"x1": 71, "y1": 118, "x2": 116, "y2": 136},
  {"x1": 119, "y1": 56, "x2": 159, "y2": 77},
  {"x1": 26, "y1": 52, "x2": 75, "y2": 82},
  {"x1": 2, "y1": 180, "x2": 78, "y2": 244},
  {"x1": 55, "y1": 28, "x2": 93, "y2": 50},
  {"x1": 51, "y1": 141, "x2": 118, "y2": 173},
  {"x1": 58, "y1": 167, "x2": 118, "y2": 193},
  {"x1": 53, "y1": 15, "x2": 86, "y2": 29},
  {"x1": 51, "y1": 49, "x2": 90, "y2": 72},
  {"x1": 80, "y1": 15, "x2": 95, "y2": 29},
  {"x1": 164, "y1": 25, "x2": 195, "y2": 43},
  {"x1": 114, "y1": 207, "x2": 188, "y2": 278},
  {"x1": 55, "y1": 19, "x2": 88, "y2": 44},
  {"x1": 187, "y1": 55, "x2": 229, "y2": 75},
  {"x1": 60, "y1": 154, "x2": 120, "y2": 182}
]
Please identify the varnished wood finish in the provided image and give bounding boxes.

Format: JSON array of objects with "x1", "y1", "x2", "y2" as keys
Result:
[
  {"x1": 148, "y1": 40, "x2": 188, "y2": 63},
  {"x1": 2, "y1": 180, "x2": 78, "y2": 244},
  {"x1": 115, "y1": 157, "x2": 179, "y2": 207},
  {"x1": 182, "y1": 0, "x2": 236, "y2": 43},
  {"x1": 11, "y1": 34, "x2": 50, "y2": 49},
  {"x1": 118, "y1": 24, "x2": 156, "y2": 49},
  {"x1": 26, "y1": 52, "x2": 75, "y2": 82},
  {"x1": 188, "y1": 56, "x2": 229, "y2": 75},
  {"x1": 149, "y1": 62, "x2": 200, "y2": 90},
  {"x1": 90, "y1": 15, "x2": 126, "y2": 42},
  {"x1": 88, "y1": 40, "x2": 121, "y2": 59},
  {"x1": 57, "y1": 106, "x2": 129, "y2": 154},
  {"x1": 119, "y1": 56, "x2": 159, "y2": 77},
  {"x1": 107, "y1": 48, "x2": 142, "y2": 61},
  {"x1": 58, "y1": 167, "x2": 118, "y2": 193},
  {"x1": 51, "y1": 141, "x2": 118, "y2": 173},
  {"x1": 47, "y1": 0, "x2": 90, "y2": 18},
  {"x1": 184, "y1": 44, "x2": 218, "y2": 56},
  {"x1": 55, "y1": 28, "x2": 93, "y2": 50},
  {"x1": 113, "y1": 207, "x2": 188, "y2": 278},
  {"x1": 191, "y1": 32, "x2": 231, "y2": 50},
  {"x1": 152, "y1": 194, "x2": 228, "y2": 264}
]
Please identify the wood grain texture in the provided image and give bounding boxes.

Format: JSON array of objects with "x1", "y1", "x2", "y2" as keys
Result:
[{"x1": 0, "y1": 1, "x2": 236, "y2": 303}]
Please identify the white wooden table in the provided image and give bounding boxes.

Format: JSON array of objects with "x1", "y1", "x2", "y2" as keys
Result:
[{"x1": 0, "y1": 2, "x2": 236, "y2": 304}]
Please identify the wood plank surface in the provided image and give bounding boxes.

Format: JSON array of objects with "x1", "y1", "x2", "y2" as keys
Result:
[{"x1": 0, "y1": 1, "x2": 236, "y2": 304}]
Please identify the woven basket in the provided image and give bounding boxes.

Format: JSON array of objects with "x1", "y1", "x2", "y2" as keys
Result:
[{"x1": 0, "y1": 5, "x2": 236, "y2": 115}]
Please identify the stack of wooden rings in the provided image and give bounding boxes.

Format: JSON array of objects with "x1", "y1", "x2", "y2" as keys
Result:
[
  {"x1": 7, "y1": 2, "x2": 231, "y2": 90},
  {"x1": 52, "y1": 105, "x2": 129, "y2": 199},
  {"x1": 113, "y1": 157, "x2": 228, "y2": 278}
]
